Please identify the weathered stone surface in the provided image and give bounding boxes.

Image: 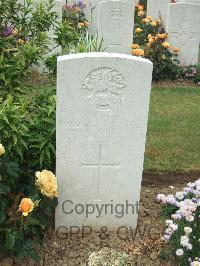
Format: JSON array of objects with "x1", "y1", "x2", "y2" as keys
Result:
[
  {"x1": 56, "y1": 52, "x2": 153, "y2": 231},
  {"x1": 18, "y1": 0, "x2": 63, "y2": 72},
  {"x1": 147, "y1": 0, "x2": 171, "y2": 28},
  {"x1": 85, "y1": 0, "x2": 135, "y2": 53},
  {"x1": 176, "y1": 0, "x2": 200, "y2": 3},
  {"x1": 166, "y1": 3, "x2": 200, "y2": 66}
]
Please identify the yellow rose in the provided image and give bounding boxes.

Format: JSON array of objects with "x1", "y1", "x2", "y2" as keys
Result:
[
  {"x1": 150, "y1": 21, "x2": 157, "y2": 27},
  {"x1": 146, "y1": 15, "x2": 152, "y2": 21},
  {"x1": 131, "y1": 43, "x2": 140, "y2": 49},
  {"x1": 0, "y1": 144, "x2": 5, "y2": 156},
  {"x1": 156, "y1": 19, "x2": 161, "y2": 24},
  {"x1": 19, "y1": 198, "x2": 34, "y2": 216},
  {"x1": 35, "y1": 170, "x2": 58, "y2": 198},
  {"x1": 142, "y1": 18, "x2": 150, "y2": 24},
  {"x1": 132, "y1": 48, "x2": 144, "y2": 57},
  {"x1": 138, "y1": 10, "x2": 144, "y2": 17},
  {"x1": 162, "y1": 41, "x2": 170, "y2": 48},
  {"x1": 135, "y1": 27, "x2": 143, "y2": 33}
]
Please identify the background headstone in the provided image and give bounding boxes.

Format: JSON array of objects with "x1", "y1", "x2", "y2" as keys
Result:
[
  {"x1": 147, "y1": 0, "x2": 171, "y2": 29},
  {"x1": 85, "y1": 0, "x2": 135, "y2": 54},
  {"x1": 18, "y1": 0, "x2": 63, "y2": 72},
  {"x1": 56, "y1": 52, "x2": 153, "y2": 230},
  {"x1": 176, "y1": 0, "x2": 200, "y2": 3},
  {"x1": 166, "y1": 3, "x2": 200, "y2": 66}
]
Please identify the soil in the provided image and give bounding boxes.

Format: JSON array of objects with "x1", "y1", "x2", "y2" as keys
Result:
[
  {"x1": 11, "y1": 183, "x2": 186, "y2": 266},
  {"x1": 142, "y1": 170, "x2": 200, "y2": 186}
]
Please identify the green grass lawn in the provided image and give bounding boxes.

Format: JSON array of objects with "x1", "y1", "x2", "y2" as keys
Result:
[
  {"x1": 30, "y1": 78, "x2": 200, "y2": 174},
  {"x1": 144, "y1": 85, "x2": 200, "y2": 172}
]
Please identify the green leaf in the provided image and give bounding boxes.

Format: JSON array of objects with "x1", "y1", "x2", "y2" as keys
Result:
[
  {"x1": 44, "y1": 205, "x2": 52, "y2": 217},
  {"x1": 6, "y1": 161, "x2": 20, "y2": 178},
  {"x1": 0, "y1": 212, "x2": 7, "y2": 224},
  {"x1": 6, "y1": 233, "x2": 15, "y2": 249},
  {"x1": 29, "y1": 218, "x2": 45, "y2": 229},
  {"x1": 0, "y1": 182, "x2": 10, "y2": 193}
]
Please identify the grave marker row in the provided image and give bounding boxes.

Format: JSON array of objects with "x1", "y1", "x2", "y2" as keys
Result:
[{"x1": 147, "y1": 0, "x2": 200, "y2": 66}]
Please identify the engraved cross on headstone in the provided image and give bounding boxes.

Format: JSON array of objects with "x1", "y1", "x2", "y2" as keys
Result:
[
  {"x1": 111, "y1": 8, "x2": 122, "y2": 20},
  {"x1": 81, "y1": 144, "x2": 120, "y2": 198}
]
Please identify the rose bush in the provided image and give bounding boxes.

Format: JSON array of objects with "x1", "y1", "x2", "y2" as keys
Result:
[
  {"x1": 132, "y1": 2, "x2": 180, "y2": 81},
  {"x1": 0, "y1": 143, "x2": 58, "y2": 261},
  {"x1": 0, "y1": 0, "x2": 61, "y2": 94},
  {"x1": 0, "y1": 85, "x2": 56, "y2": 261}
]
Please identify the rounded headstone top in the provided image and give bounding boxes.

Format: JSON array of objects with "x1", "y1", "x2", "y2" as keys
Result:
[
  {"x1": 176, "y1": 0, "x2": 200, "y2": 4},
  {"x1": 57, "y1": 52, "x2": 153, "y2": 66}
]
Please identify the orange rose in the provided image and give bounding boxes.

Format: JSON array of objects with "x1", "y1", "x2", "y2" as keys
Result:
[
  {"x1": 78, "y1": 22, "x2": 85, "y2": 28},
  {"x1": 138, "y1": 10, "x2": 144, "y2": 17},
  {"x1": 172, "y1": 47, "x2": 180, "y2": 53},
  {"x1": 149, "y1": 37, "x2": 155, "y2": 44},
  {"x1": 157, "y1": 33, "x2": 167, "y2": 39},
  {"x1": 162, "y1": 41, "x2": 170, "y2": 48},
  {"x1": 131, "y1": 43, "x2": 140, "y2": 49},
  {"x1": 146, "y1": 16, "x2": 152, "y2": 21},
  {"x1": 84, "y1": 21, "x2": 90, "y2": 27},
  {"x1": 150, "y1": 21, "x2": 157, "y2": 27},
  {"x1": 132, "y1": 48, "x2": 144, "y2": 56},
  {"x1": 138, "y1": 4, "x2": 144, "y2": 10},
  {"x1": 142, "y1": 18, "x2": 150, "y2": 24},
  {"x1": 19, "y1": 198, "x2": 34, "y2": 216}
]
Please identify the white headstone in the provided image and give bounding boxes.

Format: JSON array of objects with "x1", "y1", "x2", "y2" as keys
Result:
[
  {"x1": 39, "y1": 0, "x2": 63, "y2": 72},
  {"x1": 176, "y1": 0, "x2": 200, "y2": 3},
  {"x1": 85, "y1": 0, "x2": 135, "y2": 54},
  {"x1": 49, "y1": 0, "x2": 63, "y2": 55},
  {"x1": 166, "y1": 3, "x2": 200, "y2": 66},
  {"x1": 56, "y1": 53, "x2": 153, "y2": 231},
  {"x1": 147, "y1": 0, "x2": 171, "y2": 28}
]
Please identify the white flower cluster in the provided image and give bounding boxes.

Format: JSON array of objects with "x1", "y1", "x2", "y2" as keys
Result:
[
  {"x1": 157, "y1": 179, "x2": 200, "y2": 222},
  {"x1": 163, "y1": 220, "x2": 178, "y2": 242},
  {"x1": 157, "y1": 178, "x2": 200, "y2": 263},
  {"x1": 174, "y1": 227, "x2": 193, "y2": 257}
]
